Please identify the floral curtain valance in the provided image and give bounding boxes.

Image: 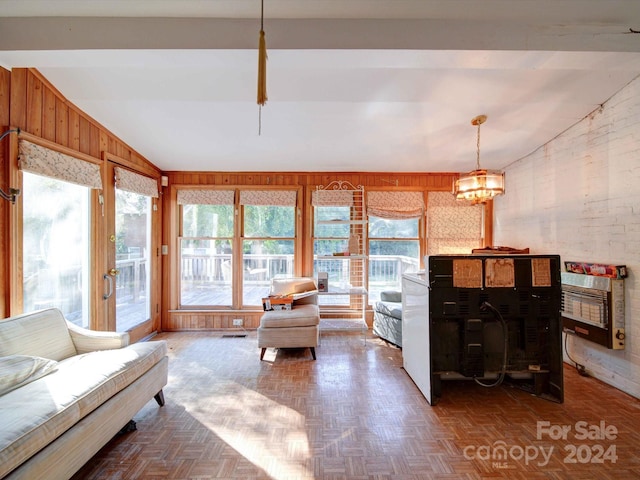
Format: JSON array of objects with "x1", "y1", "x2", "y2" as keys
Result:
[
  {"x1": 239, "y1": 190, "x2": 297, "y2": 206},
  {"x1": 114, "y1": 167, "x2": 159, "y2": 198},
  {"x1": 311, "y1": 189, "x2": 354, "y2": 207},
  {"x1": 426, "y1": 191, "x2": 483, "y2": 255},
  {"x1": 427, "y1": 191, "x2": 482, "y2": 237},
  {"x1": 177, "y1": 189, "x2": 235, "y2": 205},
  {"x1": 367, "y1": 191, "x2": 424, "y2": 219},
  {"x1": 18, "y1": 140, "x2": 103, "y2": 190}
]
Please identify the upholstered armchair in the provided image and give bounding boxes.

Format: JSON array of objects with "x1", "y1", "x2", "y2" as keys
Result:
[{"x1": 257, "y1": 277, "x2": 320, "y2": 360}]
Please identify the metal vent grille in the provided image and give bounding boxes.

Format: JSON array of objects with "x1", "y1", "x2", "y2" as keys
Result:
[{"x1": 561, "y1": 285, "x2": 609, "y2": 328}]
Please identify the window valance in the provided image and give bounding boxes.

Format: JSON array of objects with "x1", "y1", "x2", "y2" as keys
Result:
[
  {"x1": 367, "y1": 191, "x2": 424, "y2": 219},
  {"x1": 18, "y1": 140, "x2": 103, "y2": 190},
  {"x1": 177, "y1": 189, "x2": 235, "y2": 205},
  {"x1": 114, "y1": 167, "x2": 159, "y2": 198},
  {"x1": 239, "y1": 190, "x2": 297, "y2": 206},
  {"x1": 311, "y1": 189, "x2": 354, "y2": 207}
]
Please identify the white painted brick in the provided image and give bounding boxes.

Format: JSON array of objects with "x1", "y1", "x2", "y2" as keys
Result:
[{"x1": 495, "y1": 74, "x2": 640, "y2": 399}]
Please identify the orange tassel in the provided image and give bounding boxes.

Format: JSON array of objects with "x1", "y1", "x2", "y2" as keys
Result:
[{"x1": 257, "y1": 29, "x2": 268, "y2": 106}]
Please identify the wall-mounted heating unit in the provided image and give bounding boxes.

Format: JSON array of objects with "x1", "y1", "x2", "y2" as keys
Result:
[{"x1": 561, "y1": 271, "x2": 625, "y2": 350}]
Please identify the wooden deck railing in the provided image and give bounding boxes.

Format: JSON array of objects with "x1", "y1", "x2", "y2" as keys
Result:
[{"x1": 179, "y1": 253, "x2": 420, "y2": 305}]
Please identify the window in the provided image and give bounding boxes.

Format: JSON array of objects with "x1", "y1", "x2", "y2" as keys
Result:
[
  {"x1": 366, "y1": 191, "x2": 424, "y2": 303},
  {"x1": 22, "y1": 172, "x2": 92, "y2": 326},
  {"x1": 19, "y1": 140, "x2": 102, "y2": 328},
  {"x1": 178, "y1": 190, "x2": 234, "y2": 307},
  {"x1": 241, "y1": 190, "x2": 297, "y2": 306},
  {"x1": 368, "y1": 216, "x2": 420, "y2": 303}
]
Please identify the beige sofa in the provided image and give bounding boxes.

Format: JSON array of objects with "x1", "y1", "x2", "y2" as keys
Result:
[
  {"x1": 258, "y1": 277, "x2": 320, "y2": 360},
  {"x1": 0, "y1": 308, "x2": 168, "y2": 480}
]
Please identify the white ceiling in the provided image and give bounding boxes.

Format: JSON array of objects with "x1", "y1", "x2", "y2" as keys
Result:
[{"x1": 1, "y1": 0, "x2": 640, "y2": 173}]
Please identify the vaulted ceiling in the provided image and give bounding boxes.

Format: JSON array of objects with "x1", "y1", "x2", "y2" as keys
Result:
[{"x1": 1, "y1": 0, "x2": 640, "y2": 172}]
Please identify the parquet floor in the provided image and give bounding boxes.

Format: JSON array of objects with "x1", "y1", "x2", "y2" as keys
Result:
[{"x1": 72, "y1": 331, "x2": 640, "y2": 479}]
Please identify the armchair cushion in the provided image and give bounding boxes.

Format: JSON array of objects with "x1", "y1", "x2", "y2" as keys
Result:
[{"x1": 260, "y1": 305, "x2": 320, "y2": 329}]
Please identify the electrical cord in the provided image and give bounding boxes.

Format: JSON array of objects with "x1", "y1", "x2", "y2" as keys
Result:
[
  {"x1": 474, "y1": 301, "x2": 508, "y2": 388},
  {"x1": 564, "y1": 331, "x2": 588, "y2": 376},
  {"x1": 0, "y1": 128, "x2": 20, "y2": 142}
]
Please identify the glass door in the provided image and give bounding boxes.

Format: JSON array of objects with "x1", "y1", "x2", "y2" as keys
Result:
[
  {"x1": 114, "y1": 188, "x2": 152, "y2": 332},
  {"x1": 104, "y1": 162, "x2": 158, "y2": 337}
]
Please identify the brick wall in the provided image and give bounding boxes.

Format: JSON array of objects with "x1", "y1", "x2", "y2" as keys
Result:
[{"x1": 494, "y1": 74, "x2": 640, "y2": 398}]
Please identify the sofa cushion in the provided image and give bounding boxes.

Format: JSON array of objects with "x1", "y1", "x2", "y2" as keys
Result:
[
  {"x1": 0, "y1": 340, "x2": 167, "y2": 478},
  {"x1": 0, "y1": 355, "x2": 58, "y2": 396},
  {"x1": 380, "y1": 290, "x2": 402, "y2": 303},
  {"x1": 260, "y1": 304, "x2": 320, "y2": 328},
  {"x1": 0, "y1": 309, "x2": 77, "y2": 361},
  {"x1": 374, "y1": 301, "x2": 403, "y2": 320}
]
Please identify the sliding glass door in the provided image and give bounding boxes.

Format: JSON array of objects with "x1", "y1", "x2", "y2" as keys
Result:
[
  {"x1": 114, "y1": 188, "x2": 152, "y2": 332},
  {"x1": 104, "y1": 163, "x2": 159, "y2": 337}
]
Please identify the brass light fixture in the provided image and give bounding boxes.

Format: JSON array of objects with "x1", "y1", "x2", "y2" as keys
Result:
[{"x1": 452, "y1": 114, "x2": 505, "y2": 204}]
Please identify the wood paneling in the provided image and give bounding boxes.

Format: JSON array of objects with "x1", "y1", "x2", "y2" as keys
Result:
[
  {"x1": 42, "y1": 87, "x2": 56, "y2": 142},
  {"x1": 25, "y1": 74, "x2": 42, "y2": 136},
  {"x1": 165, "y1": 171, "x2": 459, "y2": 190},
  {"x1": 0, "y1": 67, "x2": 10, "y2": 317},
  {"x1": 164, "y1": 310, "x2": 264, "y2": 331},
  {"x1": 54, "y1": 97, "x2": 69, "y2": 146},
  {"x1": 9, "y1": 68, "x2": 26, "y2": 130}
]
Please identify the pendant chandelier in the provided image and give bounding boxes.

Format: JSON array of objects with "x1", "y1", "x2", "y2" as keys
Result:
[{"x1": 452, "y1": 114, "x2": 505, "y2": 204}]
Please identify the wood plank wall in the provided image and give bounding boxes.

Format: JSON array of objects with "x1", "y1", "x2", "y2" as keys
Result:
[
  {"x1": 166, "y1": 172, "x2": 457, "y2": 190},
  {"x1": 0, "y1": 68, "x2": 11, "y2": 318}
]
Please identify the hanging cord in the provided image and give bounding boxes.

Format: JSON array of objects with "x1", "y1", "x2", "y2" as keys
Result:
[
  {"x1": 0, "y1": 127, "x2": 20, "y2": 142},
  {"x1": 564, "y1": 331, "x2": 589, "y2": 376},
  {"x1": 257, "y1": 0, "x2": 268, "y2": 135},
  {"x1": 474, "y1": 301, "x2": 508, "y2": 388}
]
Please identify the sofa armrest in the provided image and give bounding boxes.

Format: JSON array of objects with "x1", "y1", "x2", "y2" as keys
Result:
[{"x1": 66, "y1": 321, "x2": 130, "y2": 354}]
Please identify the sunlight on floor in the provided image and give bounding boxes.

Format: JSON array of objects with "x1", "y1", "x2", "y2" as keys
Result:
[{"x1": 183, "y1": 379, "x2": 313, "y2": 479}]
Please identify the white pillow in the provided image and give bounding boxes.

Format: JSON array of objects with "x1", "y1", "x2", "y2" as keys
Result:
[
  {"x1": 271, "y1": 278, "x2": 317, "y2": 295},
  {"x1": 0, "y1": 355, "x2": 58, "y2": 396}
]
